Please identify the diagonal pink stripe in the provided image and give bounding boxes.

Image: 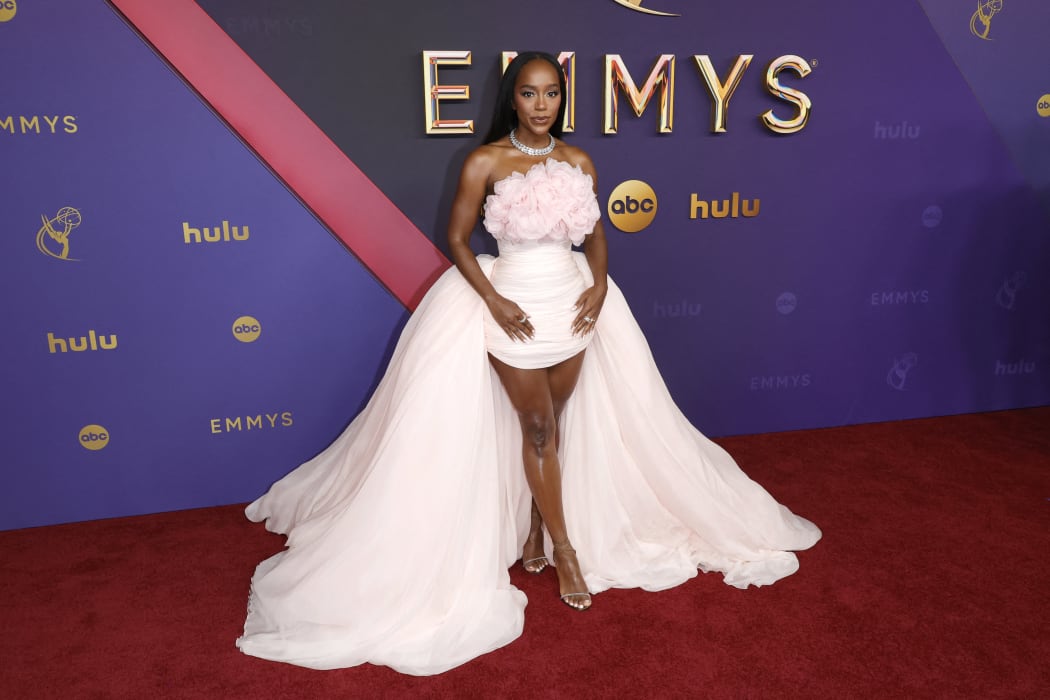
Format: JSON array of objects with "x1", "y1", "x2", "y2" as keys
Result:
[{"x1": 108, "y1": 0, "x2": 450, "y2": 310}]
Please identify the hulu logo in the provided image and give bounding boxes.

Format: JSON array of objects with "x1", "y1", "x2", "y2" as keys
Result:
[
  {"x1": 690, "y1": 193, "x2": 760, "y2": 220},
  {"x1": 873, "y1": 120, "x2": 920, "y2": 139},
  {"x1": 48, "y1": 330, "x2": 118, "y2": 353},
  {"x1": 183, "y1": 221, "x2": 249, "y2": 244}
]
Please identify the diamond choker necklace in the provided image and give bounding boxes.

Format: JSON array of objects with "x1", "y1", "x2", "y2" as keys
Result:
[{"x1": 509, "y1": 128, "x2": 555, "y2": 156}]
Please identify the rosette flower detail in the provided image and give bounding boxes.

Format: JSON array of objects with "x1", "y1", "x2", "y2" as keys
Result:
[{"x1": 483, "y1": 159, "x2": 601, "y2": 246}]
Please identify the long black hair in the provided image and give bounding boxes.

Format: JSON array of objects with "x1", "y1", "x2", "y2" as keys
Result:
[{"x1": 483, "y1": 52, "x2": 567, "y2": 144}]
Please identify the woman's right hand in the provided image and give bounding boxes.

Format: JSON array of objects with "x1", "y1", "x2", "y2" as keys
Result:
[{"x1": 487, "y1": 295, "x2": 534, "y2": 342}]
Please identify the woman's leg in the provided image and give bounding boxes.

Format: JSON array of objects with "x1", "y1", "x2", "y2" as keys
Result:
[
  {"x1": 522, "y1": 500, "x2": 547, "y2": 573},
  {"x1": 521, "y1": 353, "x2": 586, "y2": 573},
  {"x1": 489, "y1": 352, "x2": 590, "y2": 609}
]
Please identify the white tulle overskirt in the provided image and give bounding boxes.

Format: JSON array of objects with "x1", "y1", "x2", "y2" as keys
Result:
[{"x1": 236, "y1": 253, "x2": 821, "y2": 675}]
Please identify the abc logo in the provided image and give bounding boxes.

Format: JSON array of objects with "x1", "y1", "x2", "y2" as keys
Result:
[
  {"x1": 78, "y1": 424, "x2": 109, "y2": 451},
  {"x1": 776, "y1": 292, "x2": 797, "y2": 315},
  {"x1": 921, "y1": 205, "x2": 943, "y2": 229},
  {"x1": 0, "y1": 1, "x2": 15, "y2": 23},
  {"x1": 232, "y1": 315, "x2": 262, "y2": 343},
  {"x1": 1038, "y1": 94, "x2": 1050, "y2": 118},
  {"x1": 607, "y1": 180, "x2": 658, "y2": 233}
]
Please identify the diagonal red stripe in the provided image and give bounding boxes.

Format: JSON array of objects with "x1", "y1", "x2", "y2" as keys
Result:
[{"x1": 108, "y1": 0, "x2": 450, "y2": 310}]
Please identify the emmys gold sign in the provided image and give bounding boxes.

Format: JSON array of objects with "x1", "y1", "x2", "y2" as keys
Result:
[
  {"x1": 232, "y1": 316, "x2": 262, "y2": 343},
  {"x1": 423, "y1": 52, "x2": 812, "y2": 136},
  {"x1": 0, "y1": 1, "x2": 16, "y2": 22},
  {"x1": 0, "y1": 115, "x2": 78, "y2": 134},
  {"x1": 608, "y1": 180, "x2": 658, "y2": 233},
  {"x1": 210, "y1": 412, "x2": 294, "y2": 434},
  {"x1": 79, "y1": 424, "x2": 110, "y2": 451}
]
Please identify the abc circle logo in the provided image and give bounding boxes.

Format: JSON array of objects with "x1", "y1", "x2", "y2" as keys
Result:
[
  {"x1": 0, "y1": 1, "x2": 15, "y2": 22},
  {"x1": 79, "y1": 424, "x2": 109, "y2": 451},
  {"x1": 776, "y1": 292, "x2": 798, "y2": 315},
  {"x1": 1038, "y1": 94, "x2": 1050, "y2": 118},
  {"x1": 607, "y1": 180, "x2": 658, "y2": 233},
  {"x1": 233, "y1": 315, "x2": 262, "y2": 343},
  {"x1": 921, "y1": 205, "x2": 943, "y2": 229}
]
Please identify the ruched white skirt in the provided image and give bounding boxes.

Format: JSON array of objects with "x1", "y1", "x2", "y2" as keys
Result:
[{"x1": 483, "y1": 240, "x2": 590, "y2": 369}]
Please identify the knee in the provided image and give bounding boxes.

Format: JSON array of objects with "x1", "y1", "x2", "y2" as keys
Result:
[{"x1": 520, "y1": 411, "x2": 555, "y2": 452}]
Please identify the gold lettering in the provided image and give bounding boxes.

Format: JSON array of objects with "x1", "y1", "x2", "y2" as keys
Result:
[
  {"x1": 210, "y1": 418, "x2": 221, "y2": 434},
  {"x1": 47, "y1": 333, "x2": 68, "y2": 353},
  {"x1": 266, "y1": 413, "x2": 279, "y2": 427},
  {"x1": 225, "y1": 417, "x2": 242, "y2": 432},
  {"x1": 762, "y1": 55, "x2": 812, "y2": 135},
  {"x1": 0, "y1": 116, "x2": 12, "y2": 133},
  {"x1": 63, "y1": 116, "x2": 78, "y2": 134},
  {"x1": 43, "y1": 115, "x2": 60, "y2": 133},
  {"x1": 20, "y1": 116, "x2": 40, "y2": 134},
  {"x1": 501, "y1": 52, "x2": 576, "y2": 133},
  {"x1": 689, "y1": 194, "x2": 708, "y2": 219},
  {"x1": 423, "y1": 50, "x2": 473, "y2": 135},
  {"x1": 694, "y1": 54, "x2": 753, "y2": 134},
  {"x1": 182, "y1": 223, "x2": 201, "y2": 244},
  {"x1": 246, "y1": 415, "x2": 263, "y2": 430},
  {"x1": 182, "y1": 221, "x2": 248, "y2": 243},
  {"x1": 603, "y1": 54, "x2": 675, "y2": 134},
  {"x1": 690, "y1": 194, "x2": 760, "y2": 219},
  {"x1": 48, "y1": 331, "x2": 117, "y2": 352},
  {"x1": 281, "y1": 411, "x2": 294, "y2": 427}
]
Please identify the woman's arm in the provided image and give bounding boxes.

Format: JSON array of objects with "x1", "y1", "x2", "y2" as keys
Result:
[
  {"x1": 446, "y1": 148, "x2": 534, "y2": 341},
  {"x1": 571, "y1": 153, "x2": 608, "y2": 336}
]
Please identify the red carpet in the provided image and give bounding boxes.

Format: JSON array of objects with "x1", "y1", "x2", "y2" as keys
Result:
[{"x1": 3, "y1": 408, "x2": 1048, "y2": 698}]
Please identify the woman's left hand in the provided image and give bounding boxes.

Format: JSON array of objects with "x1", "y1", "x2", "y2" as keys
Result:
[{"x1": 572, "y1": 283, "x2": 607, "y2": 336}]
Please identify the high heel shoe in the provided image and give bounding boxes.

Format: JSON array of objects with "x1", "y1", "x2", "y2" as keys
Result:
[{"x1": 552, "y1": 542, "x2": 592, "y2": 611}]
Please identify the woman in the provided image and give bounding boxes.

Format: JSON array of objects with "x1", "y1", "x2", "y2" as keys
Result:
[
  {"x1": 446, "y1": 52, "x2": 607, "y2": 612},
  {"x1": 236, "y1": 53, "x2": 820, "y2": 676}
]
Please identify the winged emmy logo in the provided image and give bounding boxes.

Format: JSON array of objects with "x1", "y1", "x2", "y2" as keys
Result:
[
  {"x1": 969, "y1": 0, "x2": 1003, "y2": 40},
  {"x1": 610, "y1": 0, "x2": 680, "y2": 18}
]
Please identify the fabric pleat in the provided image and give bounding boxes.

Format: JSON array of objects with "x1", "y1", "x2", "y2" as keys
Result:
[{"x1": 483, "y1": 239, "x2": 591, "y2": 368}]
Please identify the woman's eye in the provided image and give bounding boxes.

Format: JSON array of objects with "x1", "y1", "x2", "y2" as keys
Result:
[
  {"x1": 521, "y1": 90, "x2": 534, "y2": 97},
  {"x1": 547, "y1": 91, "x2": 559, "y2": 98}
]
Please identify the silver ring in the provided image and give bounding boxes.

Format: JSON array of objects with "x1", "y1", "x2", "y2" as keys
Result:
[
  {"x1": 518, "y1": 313, "x2": 528, "y2": 323},
  {"x1": 583, "y1": 316, "x2": 594, "y2": 323}
]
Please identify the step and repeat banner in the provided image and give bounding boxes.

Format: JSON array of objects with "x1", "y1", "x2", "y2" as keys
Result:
[{"x1": 1, "y1": 0, "x2": 1047, "y2": 529}]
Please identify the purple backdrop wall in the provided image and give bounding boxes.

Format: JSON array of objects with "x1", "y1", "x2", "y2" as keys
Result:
[{"x1": 2, "y1": 0, "x2": 1047, "y2": 529}]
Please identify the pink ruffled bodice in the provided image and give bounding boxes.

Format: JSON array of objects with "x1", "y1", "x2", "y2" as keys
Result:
[{"x1": 483, "y1": 159, "x2": 601, "y2": 246}]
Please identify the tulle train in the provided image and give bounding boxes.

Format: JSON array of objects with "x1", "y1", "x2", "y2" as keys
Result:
[{"x1": 236, "y1": 254, "x2": 821, "y2": 675}]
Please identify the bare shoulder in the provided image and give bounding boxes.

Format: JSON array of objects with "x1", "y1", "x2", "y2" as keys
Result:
[
  {"x1": 557, "y1": 143, "x2": 597, "y2": 179},
  {"x1": 461, "y1": 144, "x2": 500, "y2": 178},
  {"x1": 463, "y1": 142, "x2": 522, "y2": 188}
]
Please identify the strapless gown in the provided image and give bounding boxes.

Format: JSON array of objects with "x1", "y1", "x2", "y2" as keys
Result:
[{"x1": 235, "y1": 159, "x2": 821, "y2": 675}]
